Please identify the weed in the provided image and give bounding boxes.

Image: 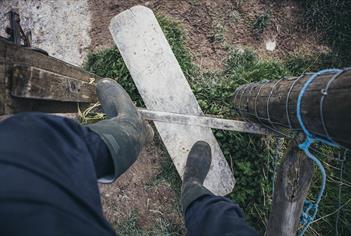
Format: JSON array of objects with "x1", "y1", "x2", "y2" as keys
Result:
[
  {"x1": 296, "y1": 0, "x2": 351, "y2": 66},
  {"x1": 209, "y1": 20, "x2": 225, "y2": 43},
  {"x1": 284, "y1": 53, "x2": 338, "y2": 76},
  {"x1": 229, "y1": 10, "x2": 241, "y2": 23},
  {"x1": 115, "y1": 212, "x2": 184, "y2": 236},
  {"x1": 78, "y1": 102, "x2": 105, "y2": 124},
  {"x1": 114, "y1": 211, "x2": 144, "y2": 236},
  {"x1": 252, "y1": 12, "x2": 271, "y2": 39},
  {"x1": 303, "y1": 146, "x2": 351, "y2": 235}
]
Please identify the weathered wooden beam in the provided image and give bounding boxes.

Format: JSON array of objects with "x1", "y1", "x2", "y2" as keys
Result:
[
  {"x1": 0, "y1": 39, "x2": 5, "y2": 115},
  {"x1": 0, "y1": 112, "x2": 79, "y2": 122},
  {"x1": 1, "y1": 37, "x2": 99, "y2": 83},
  {"x1": 266, "y1": 137, "x2": 313, "y2": 236},
  {"x1": 138, "y1": 108, "x2": 272, "y2": 135},
  {"x1": 0, "y1": 37, "x2": 101, "y2": 115},
  {"x1": 233, "y1": 70, "x2": 351, "y2": 149},
  {"x1": 11, "y1": 65, "x2": 97, "y2": 103}
]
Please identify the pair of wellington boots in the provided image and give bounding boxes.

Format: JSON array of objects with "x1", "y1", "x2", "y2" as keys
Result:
[{"x1": 89, "y1": 78, "x2": 213, "y2": 212}]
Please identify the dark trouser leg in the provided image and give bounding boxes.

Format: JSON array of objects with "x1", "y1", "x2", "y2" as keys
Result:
[
  {"x1": 185, "y1": 192, "x2": 259, "y2": 236},
  {"x1": 181, "y1": 141, "x2": 258, "y2": 236},
  {"x1": 0, "y1": 113, "x2": 116, "y2": 236}
]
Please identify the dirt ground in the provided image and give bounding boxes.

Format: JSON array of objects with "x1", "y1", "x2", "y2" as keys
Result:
[
  {"x1": 89, "y1": 0, "x2": 328, "y2": 71},
  {"x1": 99, "y1": 141, "x2": 184, "y2": 232},
  {"x1": 0, "y1": 0, "x2": 328, "y2": 70}
]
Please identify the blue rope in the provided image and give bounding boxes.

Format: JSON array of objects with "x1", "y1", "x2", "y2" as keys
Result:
[{"x1": 296, "y1": 69, "x2": 342, "y2": 236}]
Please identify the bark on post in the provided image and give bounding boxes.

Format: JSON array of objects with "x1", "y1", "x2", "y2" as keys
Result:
[
  {"x1": 233, "y1": 70, "x2": 351, "y2": 149},
  {"x1": 266, "y1": 137, "x2": 313, "y2": 236}
]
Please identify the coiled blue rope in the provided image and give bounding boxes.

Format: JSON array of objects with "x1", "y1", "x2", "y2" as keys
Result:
[{"x1": 296, "y1": 69, "x2": 342, "y2": 235}]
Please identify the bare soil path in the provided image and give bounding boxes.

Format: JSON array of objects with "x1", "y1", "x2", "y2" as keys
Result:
[
  {"x1": 99, "y1": 142, "x2": 184, "y2": 233},
  {"x1": 89, "y1": 0, "x2": 328, "y2": 71}
]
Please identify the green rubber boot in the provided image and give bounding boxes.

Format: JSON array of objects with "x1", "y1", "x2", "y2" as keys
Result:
[
  {"x1": 87, "y1": 78, "x2": 153, "y2": 183},
  {"x1": 181, "y1": 141, "x2": 213, "y2": 214}
]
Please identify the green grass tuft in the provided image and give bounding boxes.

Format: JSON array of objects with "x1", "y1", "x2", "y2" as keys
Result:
[
  {"x1": 252, "y1": 12, "x2": 271, "y2": 38},
  {"x1": 114, "y1": 211, "x2": 184, "y2": 236},
  {"x1": 296, "y1": 0, "x2": 351, "y2": 66},
  {"x1": 114, "y1": 212, "x2": 145, "y2": 236}
]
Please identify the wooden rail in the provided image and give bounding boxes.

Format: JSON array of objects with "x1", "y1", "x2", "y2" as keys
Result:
[
  {"x1": 0, "y1": 37, "x2": 100, "y2": 115},
  {"x1": 233, "y1": 70, "x2": 351, "y2": 149}
]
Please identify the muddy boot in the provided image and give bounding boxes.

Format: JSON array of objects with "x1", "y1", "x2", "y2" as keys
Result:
[
  {"x1": 181, "y1": 141, "x2": 214, "y2": 214},
  {"x1": 87, "y1": 78, "x2": 153, "y2": 183}
]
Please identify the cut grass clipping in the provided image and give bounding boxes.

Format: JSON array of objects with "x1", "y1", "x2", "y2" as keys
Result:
[{"x1": 84, "y1": 15, "x2": 351, "y2": 236}]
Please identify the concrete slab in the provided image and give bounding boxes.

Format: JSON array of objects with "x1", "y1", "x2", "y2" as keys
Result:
[{"x1": 109, "y1": 5, "x2": 235, "y2": 195}]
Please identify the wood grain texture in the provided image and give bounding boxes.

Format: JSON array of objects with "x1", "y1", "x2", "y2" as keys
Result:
[
  {"x1": 0, "y1": 41, "x2": 5, "y2": 115},
  {"x1": 11, "y1": 65, "x2": 97, "y2": 103},
  {"x1": 2, "y1": 38, "x2": 98, "y2": 83},
  {"x1": 233, "y1": 70, "x2": 351, "y2": 148},
  {"x1": 267, "y1": 137, "x2": 313, "y2": 236},
  {"x1": 0, "y1": 38, "x2": 101, "y2": 115}
]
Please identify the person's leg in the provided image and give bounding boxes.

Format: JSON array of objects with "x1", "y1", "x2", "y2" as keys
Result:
[
  {"x1": 0, "y1": 113, "x2": 116, "y2": 236},
  {"x1": 185, "y1": 195, "x2": 258, "y2": 236},
  {"x1": 86, "y1": 78, "x2": 153, "y2": 183},
  {"x1": 0, "y1": 78, "x2": 152, "y2": 236},
  {"x1": 181, "y1": 141, "x2": 258, "y2": 236}
]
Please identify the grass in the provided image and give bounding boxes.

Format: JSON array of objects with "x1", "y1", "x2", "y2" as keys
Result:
[
  {"x1": 78, "y1": 102, "x2": 105, "y2": 124},
  {"x1": 209, "y1": 19, "x2": 225, "y2": 43},
  {"x1": 146, "y1": 128, "x2": 182, "y2": 199},
  {"x1": 304, "y1": 146, "x2": 351, "y2": 235},
  {"x1": 84, "y1": 12, "x2": 351, "y2": 236},
  {"x1": 115, "y1": 211, "x2": 184, "y2": 236},
  {"x1": 114, "y1": 212, "x2": 144, "y2": 236},
  {"x1": 251, "y1": 12, "x2": 271, "y2": 39},
  {"x1": 296, "y1": 0, "x2": 351, "y2": 67}
]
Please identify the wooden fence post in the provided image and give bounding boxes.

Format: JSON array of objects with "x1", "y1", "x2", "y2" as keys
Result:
[
  {"x1": 232, "y1": 70, "x2": 351, "y2": 149},
  {"x1": 266, "y1": 137, "x2": 313, "y2": 235}
]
